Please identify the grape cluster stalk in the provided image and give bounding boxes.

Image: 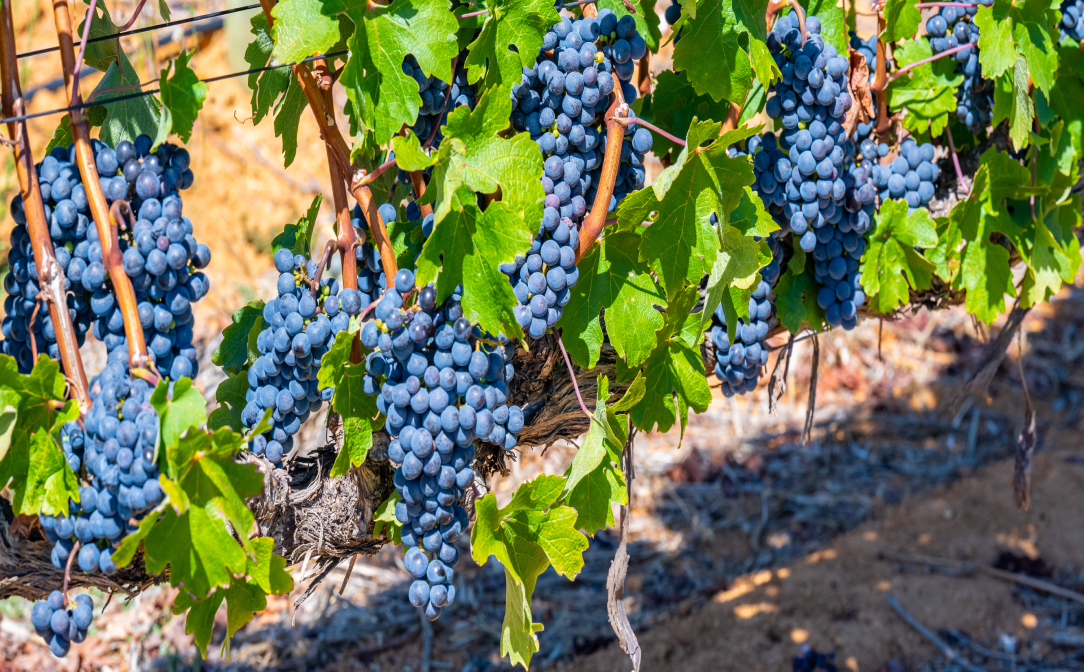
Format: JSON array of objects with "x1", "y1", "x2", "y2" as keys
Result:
[{"x1": 504, "y1": 10, "x2": 651, "y2": 338}]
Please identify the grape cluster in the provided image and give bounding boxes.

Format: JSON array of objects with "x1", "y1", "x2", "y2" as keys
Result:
[
  {"x1": 504, "y1": 10, "x2": 650, "y2": 338},
  {"x1": 360, "y1": 268, "x2": 523, "y2": 619},
  {"x1": 406, "y1": 56, "x2": 479, "y2": 147},
  {"x1": 3, "y1": 145, "x2": 104, "y2": 371},
  {"x1": 240, "y1": 249, "x2": 363, "y2": 463},
  {"x1": 811, "y1": 217, "x2": 867, "y2": 329},
  {"x1": 708, "y1": 223, "x2": 782, "y2": 396},
  {"x1": 860, "y1": 138, "x2": 940, "y2": 211},
  {"x1": 1059, "y1": 0, "x2": 1084, "y2": 41},
  {"x1": 30, "y1": 591, "x2": 94, "y2": 657},
  {"x1": 758, "y1": 14, "x2": 853, "y2": 253},
  {"x1": 110, "y1": 138, "x2": 210, "y2": 380},
  {"x1": 925, "y1": 2, "x2": 993, "y2": 134},
  {"x1": 44, "y1": 356, "x2": 164, "y2": 570}
]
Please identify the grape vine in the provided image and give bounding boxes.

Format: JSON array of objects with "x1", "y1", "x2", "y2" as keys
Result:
[{"x1": 0, "y1": 0, "x2": 1080, "y2": 668}]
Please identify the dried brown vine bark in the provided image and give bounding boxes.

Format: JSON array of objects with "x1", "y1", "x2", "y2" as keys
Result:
[
  {"x1": 53, "y1": 0, "x2": 151, "y2": 368},
  {"x1": 0, "y1": 0, "x2": 91, "y2": 409}
]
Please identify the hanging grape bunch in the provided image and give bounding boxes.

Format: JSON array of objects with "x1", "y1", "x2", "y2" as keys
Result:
[
  {"x1": 1058, "y1": 0, "x2": 1084, "y2": 41},
  {"x1": 360, "y1": 268, "x2": 524, "y2": 620},
  {"x1": 3, "y1": 146, "x2": 103, "y2": 371},
  {"x1": 30, "y1": 591, "x2": 95, "y2": 657},
  {"x1": 708, "y1": 216, "x2": 783, "y2": 397},
  {"x1": 925, "y1": 1, "x2": 993, "y2": 134},
  {"x1": 504, "y1": 10, "x2": 651, "y2": 338}
]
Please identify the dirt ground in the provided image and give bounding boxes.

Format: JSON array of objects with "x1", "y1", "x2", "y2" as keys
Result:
[
  {"x1": 572, "y1": 428, "x2": 1084, "y2": 672},
  {"x1": 0, "y1": 2, "x2": 1082, "y2": 672}
]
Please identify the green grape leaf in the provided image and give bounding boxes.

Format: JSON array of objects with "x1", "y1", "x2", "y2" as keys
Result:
[
  {"x1": 1045, "y1": 45, "x2": 1083, "y2": 154},
  {"x1": 427, "y1": 86, "x2": 544, "y2": 229},
  {"x1": 391, "y1": 134, "x2": 435, "y2": 172},
  {"x1": 629, "y1": 119, "x2": 758, "y2": 298},
  {"x1": 991, "y1": 56, "x2": 1034, "y2": 151},
  {"x1": 271, "y1": 193, "x2": 323, "y2": 257},
  {"x1": 273, "y1": 77, "x2": 308, "y2": 168},
  {"x1": 372, "y1": 491, "x2": 402, "y2": 544},
  {"x1": 174, "y1": 537, "x2": 292, "y2": 658},
  {"x1": 208, "y1": 369, "x2": 251, "y2": 432},
  {"x1": 626, "y1": 287, "x2": 712, "y2": 436},
  {"x1": 557, "y1": 231, "x2": 665, "y2": 370},
  {"x1": 150, "y1": 378, "x2": 210, "y2": 473},
  {"x1": 882, "y1": 0, "x2": 921, "y2": 42},
  {"x1": 975, "y1": 1, "x2": 1016, "y2": 79},
  {"x1": 0, "y1": 356, "x2": 67, "y2": 514},
  {"x1": 92, "y1": 58, "x2": 162, "y2": 146},
  {"x1": 702, "y1": 208, "x2": 773, "y2": 332},
  {"x1": 154, "y1": 51, "x2": 208, "y2": 148},
  {"x1": 76, "y1": 2, "x2": 121, "y2": 71},
  {"x1": 329, "y1": 361, "x2": 381, "y2": 480},
  {"x1": 417, "y1": 194, "x2": 532, "y2": 341},
  {"x1": 748, "y1": 38, "x2": 783, "y2": 89},
  {"x1": 859, "y1": 199, "x2": 937, "y2": 313},
  {"x1": 332, "y1": 0, "x2": 459, "y2": 145},
  {"x1": 23, "y1": 429, "x2": 80, "y2": 517},
  {"x1": 472, "y1": 474, "x2": 588, "y2": 669},
  {"x1": 638, "y1": 70, "x2": 734, "y2": 165},
  {"x1": 114, "y1": 429, "x2": 266, "y2": 601},
  {"x1": 463, "y1": 0, "x2": 559, "y2": 89},
  {"x1": 563, "y1": 376, "x2": 630, "y2": 537},
  {"x1": 673, "y1": 0, "x2": 753, "y2": 105},
  {"x1": 213, "y1": 301, "x2": 265, "y2": 374},
  {"x1": 1011, "y1": 18, "x2": 1058, "y2": 97},
  {"x1": 886, "y1": 39, "x2": 963, "y2": 138},
  {"x1": 271, "y1": 0, "x2": 341, "y2": 65},
  {"x1": 245, "y1": 12, "x2": 291, "y2": 125},
  {"x1": 775, "y1": 253, "x2": 823, "y2": 333}
]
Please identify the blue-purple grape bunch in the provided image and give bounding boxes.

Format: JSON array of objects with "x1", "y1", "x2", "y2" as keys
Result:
[
  {"x1": 240, "y1": 249, "x2": 365, "y2": 463},
  {"x1": 1059, "y1": 0, "x2": 1083, "y2": 41},
  {"x1": 708, "y1": 222, "x2": 782, "y2": 396},
  {"x1": 504, "y1": 10, "x2": 651, "y2": 338},
  {"x1": 359, "y1": 268, "x2": 523, "y2": 620},
  {"x1": 925, "y1": 1, "x2": 993, "y2": 134},
  {"x1": 3, "y1": 144, "x2": 108, "y2": 371},
  {"x1": 30, "y1": 591, "x2": 94, "y2": 657},
  {"x1": 109, "y1": 135, "x2": 210, "y2": 381}
]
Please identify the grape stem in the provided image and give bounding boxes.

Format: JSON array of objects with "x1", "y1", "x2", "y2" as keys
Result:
[
  {"x1": 69, "y1": 0, "x2": 97, "y2": 106},
  {"x1": 258, "y1": 0, "x2": 398, "y2": 284},
  {"x1": 310, "y1": 239, "x2": 338, "y2": 296},
  {"x1": 551, "y1": 328, "x2": 594, "y2": 421},
  {"x1": 0, "y1": 0, "x2": 92, "y2": 411},
  {"x1": 616, "y1": 116, "x2": 686, "y2": 147},
  {"x1": 886, "y1": 42, "x2": 975, "y2": 84},
  {"x1": 945, "y1": 125, "x2": 965, "y2": 191},
  {"x1": 357, "y1": 156, "x2": 398, "y2": 187},
  {"x1": 409, "y1": 169, "x2": 434, "y2": 219},
  {"x1": 117, "y1": 0, "x2": 149, "y2": 31},
  {"x1": 62, "y1": 540, "x2": 81, "y2": 604}
]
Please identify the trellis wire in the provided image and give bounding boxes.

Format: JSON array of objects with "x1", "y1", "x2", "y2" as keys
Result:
[
  {"x1": 0, "y1": 50, "x2": 348, "y2": 125},
  {"x1": 15, "y1": 3, "x2": 262, "y2": 60}
]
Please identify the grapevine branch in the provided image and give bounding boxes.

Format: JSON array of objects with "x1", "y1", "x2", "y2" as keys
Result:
[
  {"x1": 575, "y1": 73, "x2": 627, "y2": 263},
  {"x1": 314, "y1": 58, "x2": 359, "y2": 293},
  {"x1": 69, "y1": 0, "x2": 97, "y2": 106},
  {"x1": 0, "y1": 0, "x2": 91, "y2": 410},
  {"x1": 61, "y1": 540, "x2": 81, "y2": 603},
  {"x1": 257, "y1": 0, "x2": 398, "y2": 283},
  {"x1": 409, "y1": 169, "x2": 433, "y2": 218},
  {"x1": 55, "y1": 0, "x2": 151, "y2": 369}
]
